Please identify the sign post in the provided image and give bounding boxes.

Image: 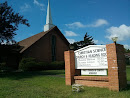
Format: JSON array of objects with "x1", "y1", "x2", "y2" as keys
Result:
[{"x1": 64, "y1": 43, "x2": 127, "y2": 91}]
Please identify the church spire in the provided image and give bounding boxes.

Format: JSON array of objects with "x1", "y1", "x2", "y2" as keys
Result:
[{"x1": 44, "y1": 0, "x2": 55, "y2": 32}]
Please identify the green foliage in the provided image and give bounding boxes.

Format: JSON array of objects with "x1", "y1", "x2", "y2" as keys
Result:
[
  {"x1": 0, "y1": 62, "x2": 13, "y2": 72},
  {"x1": 19, "y1": 58, "x2": 65, "y2": 71},
  {"x1": 0, "y1": 44, "x2": 21, "y2": 70},
  {"x1": 70, "y1": 32, "x2": 95, "y2": 50},
  {"x1": 19, "y1": 58, "x2": 37, "y2": 71},
  {"x1": 126, "y1": 58, "x2": 130, "y2": 65},
  {"x1": 22, "y1": 61, "x2": 37, "y2": 71},
  {"x1": 125, "y1": 48, "x2": 130, "y2": 53},
  {"x1": 127, "y1": 67, "x2": 130, "y2": 81},
  {"x1": 0, "y1": 1, "x2": 30, "y2": 43},
  {"x1": 0, "y1": 62, "x2": 6, "y2": 71},
  {"x1": 49, "y1": 61, "x2": 65, "y2": 70},
  {"x1": 36, "y1": 62, "x2": 48, "y2": 70}
]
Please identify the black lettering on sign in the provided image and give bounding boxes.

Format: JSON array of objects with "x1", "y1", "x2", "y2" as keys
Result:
[
  {"x1": 88, "y1": 53, "x2": 100, "y2": 58},
  {"x1": 89, "y1": 72, "x2": 97, "y2": 74},
  {"x1": 101, "y1": 53, "x2": 107, "y2": 56},
  {"x1": 93, "y1": 48, "x2": 106, "y2": 53}
]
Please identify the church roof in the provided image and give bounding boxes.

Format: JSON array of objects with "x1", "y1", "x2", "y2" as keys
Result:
[{"x1": 18, "y1": 26, "x2": 69, "y2": 53}]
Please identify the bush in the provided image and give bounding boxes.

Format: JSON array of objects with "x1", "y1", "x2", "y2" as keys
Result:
[
  {"x1": 19, "y1": 58, "x2": 65, "y2": 71},
  {"x1": 37, "y1": 62, "x2": 49, "y2": 70},
  {"x1": 19, "y1": 58, "x2": 48, "y2": 71},
  {"x1": 49, "y1": 61, "x2": 65, "y2": 70},
  {"x1": 0, "y1": 62, "x2": 13, "y2": 72},
  {"x1": 19, "y1": 58, "x2": 36, "y2": 71},
  {"x1": 22, "y1": 61, "x2": 37, "y2": 71},
  {"x1": 0, "y1": 62, "x2": 6, "y2": 72}
]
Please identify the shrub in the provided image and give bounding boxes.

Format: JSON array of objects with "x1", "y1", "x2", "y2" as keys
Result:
[
  {"x1": 35, "y1": 62, "x2": 49, "y2": 70},
  {"x1": 49, "y1": 61, "x2": 65, "y2": 70},
  {"x1": 0, "y1": 62, "x2": 13, "y2": 72},
  {"x1": 19, "y1": 58, "x2": 65, "y2": 71},
  {"x1": 19, "y1": 58, "x2": 37, "y2": 71},
  {"x1": 19, "y1": 58, "x2": 49, "y2": 71},
  {"x1": 22, "y1": 61, "x2": 37, "y2": 71},
  {"x1": 0, "y1": 62, "x2": 6, "y2": 71}
]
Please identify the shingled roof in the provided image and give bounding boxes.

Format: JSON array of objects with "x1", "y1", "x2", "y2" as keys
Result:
[{"x1": 18, "y1": 26, "x2": 69, "y2": 53}]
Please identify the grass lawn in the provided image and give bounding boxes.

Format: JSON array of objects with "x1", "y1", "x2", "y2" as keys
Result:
[
  {"x1": 127, "y1": 67, "x2": 130, "y2": 81},
  {"x1": 0, "y1": 69, "x2": 130, "y2": 98}
]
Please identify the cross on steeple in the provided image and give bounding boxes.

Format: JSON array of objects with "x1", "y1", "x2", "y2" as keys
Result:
[{"x1": 44, "y1": 0, "x2": 55, "y2": 32}]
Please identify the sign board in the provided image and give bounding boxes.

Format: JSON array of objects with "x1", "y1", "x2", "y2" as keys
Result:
[
  {"x1": 74, "y1": 45, "x2": 108, "y2": 69},
  {"x1": 81, "y1": 69, "x2": 107, "y2": 75}
]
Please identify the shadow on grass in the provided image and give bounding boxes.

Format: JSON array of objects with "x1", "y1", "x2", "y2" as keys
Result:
[
  {"x1": 118, "y1": 84, "x2": 130, "y2": 91},
  {"x1": 0, "y1": 70, "x2": 65, "y2": 80},
  {"x1": 124, "y1": 84, "x2": 130, "y2": 91}
]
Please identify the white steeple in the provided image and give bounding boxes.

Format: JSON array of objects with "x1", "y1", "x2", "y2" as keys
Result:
[{"x1": 44, "y1": 0, "x2": 55, "y2": 32}]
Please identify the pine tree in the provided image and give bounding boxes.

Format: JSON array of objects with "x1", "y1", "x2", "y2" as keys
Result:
[
  {"x1": 125, "y1": 48, "x2": 130, "y2": 53},
  {"x1": 71, "y1": 32, "x2": 95, "y2": 50}
]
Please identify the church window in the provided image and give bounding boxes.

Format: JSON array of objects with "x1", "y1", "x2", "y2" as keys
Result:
[{"x1": 51, "y1": 35, "x2": 56, "y2": 61}]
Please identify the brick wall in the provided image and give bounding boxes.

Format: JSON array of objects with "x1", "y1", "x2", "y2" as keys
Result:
[
  {"x1": 75, "y1": 80, "x2": 109, "y2": 88},
  {"x1": 106, "y1": 43, "x2": 120, "y2": 91},
  {"x1": 64, "y1": 51, "x2": 75, "y2": 85}
]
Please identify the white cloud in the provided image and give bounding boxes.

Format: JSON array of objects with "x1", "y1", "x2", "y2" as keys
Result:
[
  {"x1": 65, "y1": 31, "x2": 78, "y2": 37},
  {"x1": 106, "y1": 24, "x2": 130, "y2": 41},
  {"x1": 20, "y1": 3, "x2": 31, "y2": 12},
  {"x1": 93, "y1": 40, "x2": 106, "y2": 45},
  {"x1": 124, "y1": 45, "x2": 130, "y2": 49},
  {"x1": 67, "y1": 39, "x2": 76, "y2": 44},
  {"x1": 33, "y1": 0, "x2": 45, "y2": 11},
  {"x1": 66, "y1": 19, "x2": 108, "y2": 28},
  {"x1": 65, "y1": 22, "x2": 86, "y2": 28},
  {"x1": 89, "y1": 19, "x2": 108, "y2": 27}
]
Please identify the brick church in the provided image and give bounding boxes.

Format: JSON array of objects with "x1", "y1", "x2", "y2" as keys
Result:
[{"x1": 19, "y1": 0, "x2": 70, "y2": 62}]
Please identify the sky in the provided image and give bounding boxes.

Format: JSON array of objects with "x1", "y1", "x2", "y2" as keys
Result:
[{"x1": 1, "y1": 0, "x2": 130, "y2": 49}]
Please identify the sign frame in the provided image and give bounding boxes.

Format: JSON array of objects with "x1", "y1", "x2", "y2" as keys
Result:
[{"x1": 74, "y1": 45, "x2": 108, "y2": 69}]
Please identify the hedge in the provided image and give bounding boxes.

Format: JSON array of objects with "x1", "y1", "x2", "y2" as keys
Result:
[{"x1": 19, "y1": 58, "x2": 65, "y2": 71}]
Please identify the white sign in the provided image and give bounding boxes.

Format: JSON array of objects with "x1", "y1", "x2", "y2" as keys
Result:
[
  {"x1": 81, "y1": 69, "x2": 107, "y2": 75},
  {"x1": 74, "y1": 45, "x2": 108, "y2": 69}
]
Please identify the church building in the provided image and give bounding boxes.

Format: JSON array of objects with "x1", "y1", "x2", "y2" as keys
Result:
[{"x1": 19, "y1": 0, "x2": 70, "y2": 62}]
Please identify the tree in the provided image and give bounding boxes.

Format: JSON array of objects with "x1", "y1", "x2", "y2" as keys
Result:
[
  {"x1": 0, "y1": 1, "x2": 30, "y2": 44},
  {"x1": 70, "y1": 32, "x2": 95, "y2": 50},
  {"x1": 125, "y1": 48, "x2": 130, "y2": 53}
]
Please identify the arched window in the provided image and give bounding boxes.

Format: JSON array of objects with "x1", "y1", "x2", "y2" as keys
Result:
[{"x1": 51, "y1": 35, "x2": 56, "y2": 61}]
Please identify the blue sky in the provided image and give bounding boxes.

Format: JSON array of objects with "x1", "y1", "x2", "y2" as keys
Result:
[{"x1": 1, "y1": 0, "x2": 130, "y2": 49}]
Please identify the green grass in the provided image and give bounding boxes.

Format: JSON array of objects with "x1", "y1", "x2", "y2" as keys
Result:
[
  {"x1": 0, "y1": 69, "x2": 130, "y2": 98},
  {"x1": 127, "y1": 67, "x2": 130, "y2": 81}
]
